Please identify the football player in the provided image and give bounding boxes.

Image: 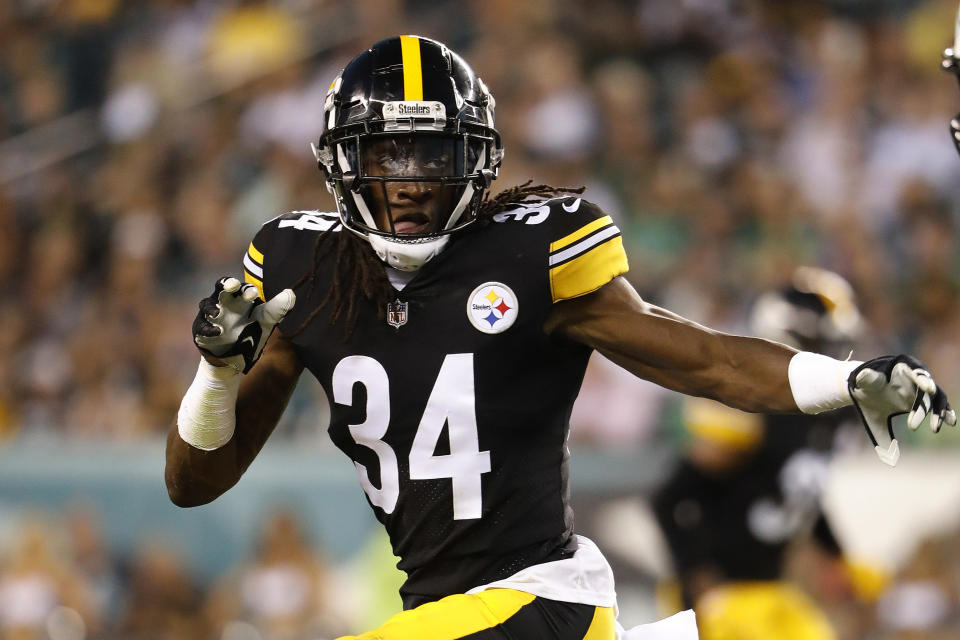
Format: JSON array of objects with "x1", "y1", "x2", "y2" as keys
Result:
[
  {"x1": 166, "y1": 36, "x2": 954, "y2": 640},
  {"x1": 652, "y1": 268, "x2": 866, "y2": 640},
  {"x1": 943, "y1": 1, "x2": 960, "y2": 157}
]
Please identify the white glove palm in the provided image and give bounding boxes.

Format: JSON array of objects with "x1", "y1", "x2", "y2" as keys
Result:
[
  {"x1": 848, "y1": 355, "x2": 956, "y2": 466},
  {"x1": 193, "y1": 277, "x2": 296, "y2": 373}
]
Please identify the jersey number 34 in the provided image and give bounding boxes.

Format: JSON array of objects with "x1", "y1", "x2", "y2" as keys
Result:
[{"x1": 332, "y1": 353, "x2": 491, "y2": 520}]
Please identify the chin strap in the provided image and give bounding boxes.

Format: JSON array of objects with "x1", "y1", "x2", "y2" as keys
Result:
[{"x1": 368, "y1": 234, "x2": 450, "y2": 271}]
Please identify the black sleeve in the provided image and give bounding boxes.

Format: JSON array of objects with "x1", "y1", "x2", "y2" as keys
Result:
[{"x1": 811, "y1": 512, "x2": 842, "y2": 557}]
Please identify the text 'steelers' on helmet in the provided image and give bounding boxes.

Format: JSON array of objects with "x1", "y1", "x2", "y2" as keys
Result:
[{"x1": 314, "y1": 35, "x2": 504, "y2": 271}]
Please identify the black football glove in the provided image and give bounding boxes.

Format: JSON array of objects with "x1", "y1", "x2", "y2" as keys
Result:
[
  {"x1": 847, "y1": 355, "x2": 956, "y2": 466},
  {"x1": 193, "y1": 277, "x2": 295, "y2": 373}
]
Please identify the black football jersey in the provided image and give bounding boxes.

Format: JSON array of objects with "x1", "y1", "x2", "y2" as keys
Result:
[
  {"x1": 652, "y1": 410, "x2": 848, "y2": 607},
  {"x1": 241, "y1": 197, "x2": 629, "y2": 608}
]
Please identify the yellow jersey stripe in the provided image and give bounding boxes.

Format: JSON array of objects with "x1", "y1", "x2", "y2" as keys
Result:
[
  {"x1": 581, "y1": 606, "x2": 616, "y2": 640},
  {"x1": 549, "y1": 215, "x2": 614, "y2": 254},
  {"x1": 400, "y1": 35, "x2": 423, "y2": 101},
  {"x1": 247, "y1": 241, "x2": 264, "y2": 265},
  {"x1": 243, "y1": 270, "x2": 264, "y2": 301},
  {"x1": 355, "y1": 589, "x2": 535, "y2": 640},
  {"x1": 549, "y1": 235, "x2": 628, "y2": 302}
]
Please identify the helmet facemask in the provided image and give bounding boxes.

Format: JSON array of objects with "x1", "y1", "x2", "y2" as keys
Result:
[
  {"x1": 327, "y1": 130, "x2": 492, "y2": 241},
  {"x1": 318, "y1": 102, "x2": 501, "y2": 267}
]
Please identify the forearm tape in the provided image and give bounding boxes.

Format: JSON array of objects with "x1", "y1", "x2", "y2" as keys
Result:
[
  {"x1": 788, "y1": 351, "x2": 862, "y2": 414},
  {"x1": 177, "y1": 358, "x2": 242, "y2": 450}
]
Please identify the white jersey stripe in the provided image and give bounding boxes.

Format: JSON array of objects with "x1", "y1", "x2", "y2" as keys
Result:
[
  {"x1": 243, "y1": 253, "x2": 263, "y2": 278},
  {"x1": 548, "y1": 225, "x2": 619, "y2": 267}
]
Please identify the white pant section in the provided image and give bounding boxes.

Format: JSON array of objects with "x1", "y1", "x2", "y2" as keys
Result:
[{"x1": 619, "y1": 610, "x2": 699, "y2": 640}]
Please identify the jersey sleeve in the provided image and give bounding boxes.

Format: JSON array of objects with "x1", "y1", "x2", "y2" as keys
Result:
[
  {"x1": 546, "y1": 198, "x2": 629, "y2": 302},
  {"x1": 241, "y1": 210, "x2": 340, "y2": 302},
  {"x1": 242, "y1": 225, "x2": 271, "y2": 302}
]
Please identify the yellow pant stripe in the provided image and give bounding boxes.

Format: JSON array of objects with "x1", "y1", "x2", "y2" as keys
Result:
[
  {"x1": 549, "y1": 216, "x2": 614, "y2": 253},
  {"x1": 339, "y1": 588, "x2": 535, "y2": 640},
  {"x1": 400, "y1": 35, "x2": 423, "y2": 101},
  {"x1": 581, "y1": 606, "x2": 616, "y2": 640},
  {"x1": 697, "y1": 582, "x2": 837, "y2": 640}
]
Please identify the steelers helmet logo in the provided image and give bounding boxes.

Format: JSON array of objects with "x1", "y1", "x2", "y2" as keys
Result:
[{"x1": 467, "y1": 282, "x2": 518, "y2": 334}]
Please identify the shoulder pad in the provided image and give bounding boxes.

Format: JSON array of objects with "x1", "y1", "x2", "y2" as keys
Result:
[
  {"x1": 274, "y1": 210, "x2": 341, "y2": 232},
  {"x1": 543, "y1": 198, "x2": 629, "y2": 302},
  {"x1": 490, "y1": 196, "x2": 583, "y2": 225},
  {"x1": 488, "y1": 197, "x2": 628, "y2": 301},
  {"x1": 242, "y1": 211, "x2": 340, "y2": 300}
]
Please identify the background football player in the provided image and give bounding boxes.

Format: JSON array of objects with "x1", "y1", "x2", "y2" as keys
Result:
[
  {"x1": 653, "y1": 268, "x2": 869, "y2": 640},
  {"x1": 166, "y1": 36, "x2": 955, "y2": 640},
  {"x1": 944, "y1": 1, "x2": 960, "y2": 157}
]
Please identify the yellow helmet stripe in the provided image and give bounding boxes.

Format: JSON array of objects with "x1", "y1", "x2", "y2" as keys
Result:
[{"x1": 400, "y1": 35, "x2": 424, "y2": 100}]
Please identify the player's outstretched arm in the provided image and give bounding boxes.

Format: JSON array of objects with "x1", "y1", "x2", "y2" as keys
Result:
[
  {"x1": 547, "y1": 277, "x2": 955, "y2": 464},
  {"x1": 165, "y1": 278, "x2": 303, "y2": 507},
  {"x1": 547, "y1": 277, "x2": 801, "y2": 412}
]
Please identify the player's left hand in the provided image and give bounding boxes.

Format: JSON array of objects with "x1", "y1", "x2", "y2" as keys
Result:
[{"x1": 847, "y1": 355, "x2": 956, "y2": 466}]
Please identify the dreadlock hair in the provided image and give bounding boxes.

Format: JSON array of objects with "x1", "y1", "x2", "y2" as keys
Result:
[{"x1": 289, "y1": 181, "x2": 585, "y2": 340}]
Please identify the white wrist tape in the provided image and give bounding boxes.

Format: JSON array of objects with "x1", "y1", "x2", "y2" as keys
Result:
[
  {"x1": 177, "y1": 358, "x2": 242, "y2": 450},
  {"x1": 788, "y1": 351, "x2": 862, "y2": 414}
]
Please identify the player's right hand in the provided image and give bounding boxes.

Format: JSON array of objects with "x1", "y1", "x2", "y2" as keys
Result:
[{"x1": 192, "y1": 277, "x2": 296, "y2": 374}]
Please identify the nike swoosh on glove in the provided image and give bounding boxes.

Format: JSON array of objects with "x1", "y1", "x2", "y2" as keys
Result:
[
  {"x1": 193, "y1": 277, "x2": 296, "y2": 373},
  {"x1": 847, "y1": 355, "x2": 956, "y2": 466}
]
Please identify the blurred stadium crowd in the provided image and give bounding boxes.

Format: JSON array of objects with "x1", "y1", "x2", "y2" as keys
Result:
[
  {"x1": 0, "y1": 504, "x2": 356, "y2": 639},
  {"x1": 2, "y1": 0, "x2": 960, "y2": 638}
]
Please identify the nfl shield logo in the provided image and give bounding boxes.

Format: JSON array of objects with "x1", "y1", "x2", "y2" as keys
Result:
[{"x1": 387, "y1": 299, "x2": 408, "y2": 328}]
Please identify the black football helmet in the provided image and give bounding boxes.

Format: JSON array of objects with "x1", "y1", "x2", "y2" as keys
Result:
[
  {"x1": 750, "y1": 267, "x2": 863, "y2": 356},
  {"x1": 314, "y1": 35, "x2": 504, "y2": 271},
  {"x1": 942, "y1": 3, "x2": 960, "y2": 156}
]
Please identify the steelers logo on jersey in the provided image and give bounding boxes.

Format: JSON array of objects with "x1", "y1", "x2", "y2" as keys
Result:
[{"x1": 466, "y1": 282, "x2": 518, "y2": 334}]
